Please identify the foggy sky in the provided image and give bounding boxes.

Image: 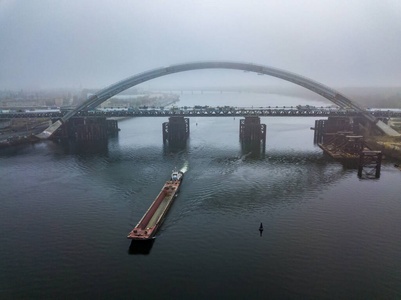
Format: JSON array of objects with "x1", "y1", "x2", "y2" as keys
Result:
[{"x1": 1, "y1": 0, "x2": 400, "y2": 90}]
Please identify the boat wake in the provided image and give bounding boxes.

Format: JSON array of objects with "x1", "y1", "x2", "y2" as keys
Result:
[{"x1": 180, "y1": 161, "x2": 189, "y2": 173}]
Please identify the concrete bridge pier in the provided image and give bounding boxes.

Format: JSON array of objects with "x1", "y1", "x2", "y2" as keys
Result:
[
  {"x1": 239, "y1": 116, "x2": 266, "y2": 151},
  {"x1": 314, "y1": 117, "x2": 361, "y2": 144},
  {"x1": 51, "y1": 116, "x2": 119, "y2": 141},
  {"x1": 162, "y1": 116, "x2": 190, "y2": 144}
]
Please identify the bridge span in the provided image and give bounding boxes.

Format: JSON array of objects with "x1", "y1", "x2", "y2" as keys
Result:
[
  {"x1": 4, "y1": 107, "x2": 401, "y2": 119},
  {"x1": 37, "y1": 61, "x2": 400, "y2": 138}
]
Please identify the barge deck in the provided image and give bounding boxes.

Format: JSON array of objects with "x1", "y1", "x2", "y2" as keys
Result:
[{"x1": 127, "y1": 170, "x2": 183, "y2": 240}]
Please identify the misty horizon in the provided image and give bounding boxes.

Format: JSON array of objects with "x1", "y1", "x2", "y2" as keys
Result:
[{"x1": 1, "y1": 1, "x2": 401, "y2": 91}]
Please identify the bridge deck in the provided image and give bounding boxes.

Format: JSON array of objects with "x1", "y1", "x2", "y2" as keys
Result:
[{"x1": 2, "y1": 108, "x2": 401, "y2": 119}]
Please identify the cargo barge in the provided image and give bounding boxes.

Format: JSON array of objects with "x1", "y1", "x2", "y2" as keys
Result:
[{"x1": 127, "y1": 169, "x2": 184, "y2": 240}]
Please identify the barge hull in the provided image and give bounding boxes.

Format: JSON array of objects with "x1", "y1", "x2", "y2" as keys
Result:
[{"x1": 127, "y1": 179, "x2": 181, "y2": 240}]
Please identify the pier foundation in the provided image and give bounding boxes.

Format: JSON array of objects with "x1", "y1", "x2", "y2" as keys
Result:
[
  {"x1": 52, "y1": 116, "x2": 119, "y2": 141},
  {"x1": 162, "y1": 116, "x2": 189, "y2": 144},
  {"x1": 317, "y1": 132, "x2": 368, "y2": 160},
  {"x1": 314, "y1": 117, "x2": 359, "y2": 144},
  {"x1": 313, "y1": 116, "x2": 374, "y2": 161},
  {"x1": 358, "y1": 151, "x2": 382, "y2": 178},
  {"x1": 239, "y1": 116, "x2": 266, "y2": 151}
]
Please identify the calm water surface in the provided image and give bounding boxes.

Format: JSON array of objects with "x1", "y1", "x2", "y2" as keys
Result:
[{"x1": 1, "y1": 93, "x2": 401, "y2": 299}]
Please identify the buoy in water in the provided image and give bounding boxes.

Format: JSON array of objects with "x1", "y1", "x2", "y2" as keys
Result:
[
  {"x1": 170, "y1": 152, "x2": 173, "y2": 156},
  {"x1": 259, "y1": 223, "x2": 263, "y2": 232}
]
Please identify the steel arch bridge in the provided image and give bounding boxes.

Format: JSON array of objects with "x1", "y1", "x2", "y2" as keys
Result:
[{"x1": 38, "y1": 61, "x2": 400, "y2": 138}]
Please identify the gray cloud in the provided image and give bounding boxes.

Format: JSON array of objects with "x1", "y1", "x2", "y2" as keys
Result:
[{"x1": 1, "y1": 0, "x2": 400, "y2": 90}]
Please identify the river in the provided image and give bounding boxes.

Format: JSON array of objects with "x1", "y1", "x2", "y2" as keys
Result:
[{"x1": 1, "y1": 93, "x2": 401, "y2": 299}]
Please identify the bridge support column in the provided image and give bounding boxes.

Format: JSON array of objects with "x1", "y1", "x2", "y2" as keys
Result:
[
  {"x1": 162, "y1": 116, "x2": 189, "y2": 144},
  {"x1": 314, "y1": 117, "x2": 360, "y2": 144},
  {"x1": 52, "y1": 117, "x2": 119, "y2": 141},
  {"x1": 239, "y1": 116, "x2": 266, "y2": 151},
  {"x1": 358, "y1": 151, "x2": 382, "y2": 178}
]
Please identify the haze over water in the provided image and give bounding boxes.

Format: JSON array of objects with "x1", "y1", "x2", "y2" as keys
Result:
[{"x1": 1, "y1": 93, "x2": 401, "y2": 299}]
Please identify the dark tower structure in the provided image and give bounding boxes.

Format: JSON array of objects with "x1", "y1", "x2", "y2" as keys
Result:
[{"x1": 162, "y1": 116, "x2": 190, "y2": 144}]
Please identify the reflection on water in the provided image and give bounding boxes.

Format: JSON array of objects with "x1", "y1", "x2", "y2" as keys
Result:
[
  {"x1": 241, "y1": 141, "x2": 265, "y2": 159},
  {"x1": 128, "y1": 239, "x2": 155, "y2": 255},
  {"x1": 163, "y1": 141, "x2": 187, "y2": 154},
  {"x1": 56, "y1": 140, "x2": 110, "y2": 155}
]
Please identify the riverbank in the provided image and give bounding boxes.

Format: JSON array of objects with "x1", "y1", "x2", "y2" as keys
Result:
[
  {"x1": 366, "y1": 135, "x2": 401, "y2": 161},
  {"x1": 0, "y1": 134, "x2": 41, "y2": 149},
  {"x1": 0, "y1": 118, "x2": 49, "y2": 148}
]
